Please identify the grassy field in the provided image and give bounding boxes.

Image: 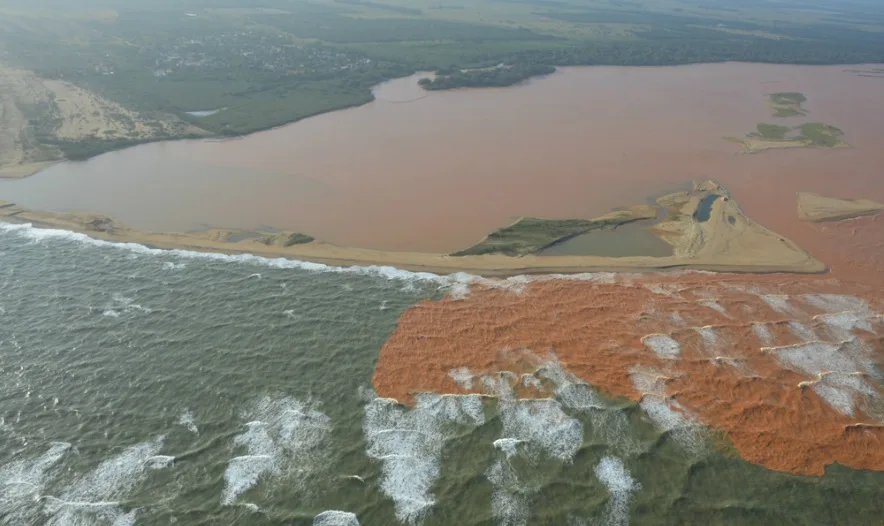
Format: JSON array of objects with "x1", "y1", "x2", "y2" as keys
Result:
[{"x1": 1, "y1": 0, "x2": 883, "y2": 159}]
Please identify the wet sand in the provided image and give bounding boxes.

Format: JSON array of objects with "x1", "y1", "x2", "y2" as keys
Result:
[{"x1": 1, "y1": 63, "x2": 883, "y2": 254}]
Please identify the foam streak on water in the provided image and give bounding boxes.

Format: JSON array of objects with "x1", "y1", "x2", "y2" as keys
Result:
[
  {"x1": 0, "y1": 442, "x2": 71, "y2": 523},
  {"x1": 313, "y1": 510, "x2": 360, "y2": 525},
  {"x1": 594, "y1": 456, "x2": 640, "y2": 526},
  {"x1": 222, "y1": 396, "x2": 331, "y2": 506},
  {"x1": 45, "y1": 437, "x2": 166, "y2": 525},
  {"x1": 363, "y1": 393, "x2": 485, "y2": 525}
]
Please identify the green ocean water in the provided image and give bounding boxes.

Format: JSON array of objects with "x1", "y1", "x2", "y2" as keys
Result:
[{"x1": 0, "y1": 223, "x2": 881, "y2": 526}]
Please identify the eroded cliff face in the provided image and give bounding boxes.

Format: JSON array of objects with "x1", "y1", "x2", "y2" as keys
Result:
[{"x1": 374, "y1": 273, "x2": 884, "y2": 476}]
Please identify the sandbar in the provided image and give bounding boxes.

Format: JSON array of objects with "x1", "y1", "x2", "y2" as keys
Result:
[
  {"x1": 0, "y1": 181, "x2": 826, "y2": 276},
  {"x1": 798, "y1": 192, "x2": 884, "y2": 222}
]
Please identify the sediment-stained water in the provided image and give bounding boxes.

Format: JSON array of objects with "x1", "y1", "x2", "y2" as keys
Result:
[
  {"x1": 2, "y1": 63, "x2": 884, "y2": 256},
  {"x1": 0, "y1": 225, "x2": 882, "y2": 525}
]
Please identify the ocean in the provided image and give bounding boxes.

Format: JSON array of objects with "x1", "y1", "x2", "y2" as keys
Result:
[{"x1": 0, "y1": 223, "x2": 881, "y2": 525}]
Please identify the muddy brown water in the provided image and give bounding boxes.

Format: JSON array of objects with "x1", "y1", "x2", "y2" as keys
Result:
[{"x1": 2, "y1": 63, "x2": 884, "y2": 262}]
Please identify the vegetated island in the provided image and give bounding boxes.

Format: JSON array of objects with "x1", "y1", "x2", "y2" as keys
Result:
[
  {"x1": 767, "y1": 92, "x2": 807, "y2": 117},
  {"x1": 0, "y1": 180, "x2": 826, "y2": 276},
  {"x1": 418, "y1": 63, "x2": 556, "y2": 90},
  {"x1": 798, "y1": 192, "x2": 884, "y2": 222},
  {"x1": 728, "y1": 122, "x2": 847, "y2": 154}
]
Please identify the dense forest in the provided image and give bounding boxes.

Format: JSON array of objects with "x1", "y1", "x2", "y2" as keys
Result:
[{"x1": 2, "y1": 0, "x2": 884, "y2": 154}]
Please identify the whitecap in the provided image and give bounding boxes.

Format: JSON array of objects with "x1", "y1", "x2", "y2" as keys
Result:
[
  {"x1": 45, "y1": 437, "x2": 165, "y2": 525},
  {"x1": 363, "y1": 394, "x2": 485, "y2": 525},
  {"x1": 751, "y1": 323, "x2": 774, "y2": 346},
  {"x1": 0, "y1": 442, "x2": 71, "y2": 523},
  {"x1": 641, "y1": 334, "x2": 680, "y2": 359},
  {"x1": 222, "y1": 397, "x2": 330, "y2": 506},
  {"x1": 178, "y1": 410, "x2": 198, "y2": 434},
  {"x1": 448, "y1": 367, "x2": 474, "y2": 390},
  {"x1": 594, "y1": 456, "x2": 640, "y2": 526},
  {"x1": 313, "y1": 510, "x2": 360, "y2": 525}
]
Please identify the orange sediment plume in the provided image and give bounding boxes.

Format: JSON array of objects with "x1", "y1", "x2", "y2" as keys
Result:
[{"x1": 373, "y1": 274, "x2": 884, "y2": 476}]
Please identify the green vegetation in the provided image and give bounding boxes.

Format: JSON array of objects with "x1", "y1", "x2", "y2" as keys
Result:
[
  {"x1": 1, "y1": 0, "x2": 883, "y2": 157},
  {"x1": 257, "y1": 232, "x2": 315, "y2": 247},
  {"x1": 453, "y1": 214, "x2": 650, "y2": 256},
  {"x1": 752, "y1": 123, "x2": 792, "y2": 140},
  {"x1": 769, "y1": 92, "x2": 808, "y2": 117},
  {"x1": 799, "y1": 122, "x2": 844, "y2": 147},
  {"x1": 735, "y1": 121, "x2": 846, "y2": 153},
  {"x1": 419, "y1": 64, "x2": 556, "y2": 90}
]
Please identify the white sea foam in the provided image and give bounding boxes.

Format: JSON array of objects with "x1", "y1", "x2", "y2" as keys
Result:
[
  {"x1": 499, "y1": 398, "x2": 583, "y2": 463},
  {"x1": 810, "y1": 373, "x2": 877, "y2": 417},
  {"x1": 698, "y1": 300, "x2": 729, "y2": 318},
  {"x1": 595, "y1": 456, "x2": 640, "y2": 526},
  {"x1": 694, "y1": 326, "x2": 723, "y2": 354},
  {"x1": 313, "y1": 510, "x2": 360, "y2": 525},
  {"x1": 643, "y1": 283, "x2": 683, "y2": 298},
  {"x1": 448, "y1": 367, "x2": 474, "y2": 390},
  {"x1": 178, "y1": 410, "x2": 198, "y2": 434},
  {"x1": 787, "y1": 321, "x2": 816, "y2": 341},
  {"x1": 800, "y1": 294, "x2": 869, "y2": 314},
  {"x1": 773, "y1": 342, "x2": 860, "y2": 376},
  {"x1": 486, "y1": 458, "x2": 529, "y2": 526},
  {"x1": 363, "y1": 394, "x2": 485, "y2": 525},
  {"x1": 162, "y1": 261, "x2": 186, "y2": 270},
  {"x1": 629, "y1": 366, "x2": 669, "y2": 398},
  {"x1": 0, "y1": 442, "x2": 70, "y2": 523},
  {"x1": 669, "y1": 311, "x2": 686, "y2": 327},
  {"x1": 0, "y1": 222, "x2": 446, "y2": 285},
  {"x1": 815, "y1": 311, "x2": 875, "y2": 340},
  {"x1": 222, "y1": 396, "x2": 330, "y2": 506},
  {"x1": 493, "y1": 438, "x2": 524, "y2": 458},
  {"x1": 758, "y1": 294, "x2": 799, "y2": 316},
  {"x1": 45, "y1": 437, "x2": 166, "y2": 525},
  {"x1": 639, "y1": 398, "x2": 706, "y2": 454},
  {"x1": 751, "y1": 323, "x2": 774, "y2": 346},
  {"x1": 641, "y1": 334, "x2": 680, "y2": 359}
]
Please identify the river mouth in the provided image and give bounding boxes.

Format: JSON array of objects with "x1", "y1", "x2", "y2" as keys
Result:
[{"x1": 1, "y1": 63, "x2": 884, "y2": 259}]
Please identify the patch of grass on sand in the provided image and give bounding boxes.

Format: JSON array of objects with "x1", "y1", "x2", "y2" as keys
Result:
[
  {"x1": 258, "y1": 232, "x2": 315, "y2": 247},
  {"x1": 768, "y1": 92, "x2": 807, "y2": 117},
  {"x1": 453, "y1": 210, "x2": 656, "y2": 257}
]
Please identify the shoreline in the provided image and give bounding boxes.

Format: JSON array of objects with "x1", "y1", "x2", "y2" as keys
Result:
[
  {"x1": 5, "y1": 62, "x2": 882, "y2": 179},
  {"x1": 0, "y1": 201, "x2": 827, "y2": 277}
]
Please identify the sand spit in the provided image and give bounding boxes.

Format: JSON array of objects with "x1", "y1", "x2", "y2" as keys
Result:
[
  {"x1": 372, "y1": 275, "x2": 884, "y2": 475},
  {"x1": 798, "y1": 192, "x2": 884, "y2": 223},
  {"x1": 0, "y1": 184, "x2": 826, "y2": 276}
]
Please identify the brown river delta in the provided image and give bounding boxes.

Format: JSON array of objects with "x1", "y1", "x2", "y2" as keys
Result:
[{"x1": 2, "y1": 62, "x2": 884, "y2": 481}]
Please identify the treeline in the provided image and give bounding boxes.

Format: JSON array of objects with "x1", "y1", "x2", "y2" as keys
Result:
[{"x1": 419, "y1": 64, "x2": 556, "y2": 90}]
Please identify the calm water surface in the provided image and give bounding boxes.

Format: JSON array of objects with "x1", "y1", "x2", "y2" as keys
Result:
[{"x1": 3, "y1": 63, "x2": 884, "y2": 255}]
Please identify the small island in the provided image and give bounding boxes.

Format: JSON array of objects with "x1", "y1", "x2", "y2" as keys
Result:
[
  {"x1": 767, "y1": 92, "x2": 807, "y2": 117},
  {"x1": 729, "y1": 122, "x2": 847, "y2": 153},
  {"x1": 798, "y1": 192, "x2": 884, "y2": 222}
]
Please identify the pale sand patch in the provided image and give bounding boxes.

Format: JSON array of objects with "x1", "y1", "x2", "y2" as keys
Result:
[
  {"x1": 0, "y1": 62, "x2": 208, "y2": 176},
  {"x1": 797, "y1": 192, "x2": 884, "y2": 222}
]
